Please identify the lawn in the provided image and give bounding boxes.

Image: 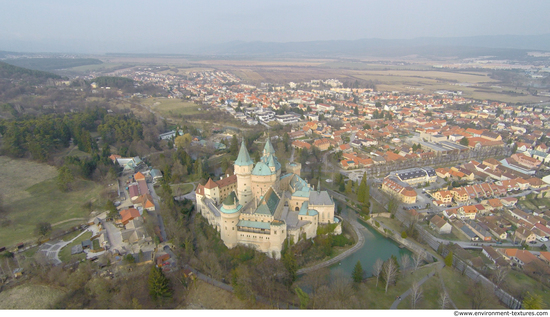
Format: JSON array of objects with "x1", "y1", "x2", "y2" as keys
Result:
[
  {"x1": 0, "y1": 284, "x2": 67, "y2": 309},
  {"x1": 142, "y1": 98, "x2": 201, "y2": 119},
  {"x1": 501, "y1": 270, "x2": 550, "y2": 308},
  {"x1": 0, "y1": 178, "x2": 104, "y2": 248},
  {"x1": 360, "y1": 265, "x2": 436, "y2": 308},
  {"x1": 0, "y1": 156, "x2": 58, "y2": 204},
  {"x1": 170, "y1": 183, "x2": 194, "y2": 196},
  {"x1": 58, "y1": 231, "x2": 92, "y2": 263}
]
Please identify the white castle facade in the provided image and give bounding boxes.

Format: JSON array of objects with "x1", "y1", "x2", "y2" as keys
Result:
[{"x1": 195, "y1": 138, "x2": 341, "y2": 259}]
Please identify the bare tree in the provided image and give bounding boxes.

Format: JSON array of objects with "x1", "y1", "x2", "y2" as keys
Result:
[
  {"x1": 400, "y1": 254, "x2": 411, "y2": 271},
  {"x1": 491, "y1": 266, "x2": 509, "y2": 290},
  {"x1": 372, "y1": 258, "x2": 384, "y2": 287},
  {"x1": 410, "y1": 281, "x2": 423, "y2": 309},
  {"x1": 382, "y1": 257, "x2": 399, "y2": 293},
  {"x1": 439, "y1": 290, "x2": 450, "y2": 309},
  {"x1": 412, "y1": 250, "x2": 426, "y2": 271}
]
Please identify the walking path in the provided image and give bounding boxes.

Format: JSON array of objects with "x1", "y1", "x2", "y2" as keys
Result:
[
  {"x1": 37, "y1": 228, "x2": 90, "y2": 265},
  {"x1": 297, "y1": 208, "x2": 364, "y2": 275},
  {"x1": 437, "y1": 264, "x2": 457, "y2": 309},
  {"x1": 51, "y1": 218, "x2": 86, "y2": 227}
]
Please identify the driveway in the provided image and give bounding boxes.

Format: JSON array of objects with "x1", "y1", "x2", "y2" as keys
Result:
[{"x1": 37, "y1": 228, "x2": 90, "y2": 266}]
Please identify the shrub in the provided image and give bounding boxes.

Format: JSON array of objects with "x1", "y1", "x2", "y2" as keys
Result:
[{"x1": 401, "y1": 231, "x2": 408, "y2": 239}]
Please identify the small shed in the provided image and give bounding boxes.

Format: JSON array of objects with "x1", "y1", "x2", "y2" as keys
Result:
[{"x1": 82, "y1": 240, "x2": 92, "y2": 249}]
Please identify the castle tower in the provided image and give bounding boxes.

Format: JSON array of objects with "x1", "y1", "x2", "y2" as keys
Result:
[
  {"x1": 219, "y1": 192, "x2": 241, "y2": 248},
  {"x1": 234, "y1": 139, "x2": 254, "y2": 206},
  {"x1": 286, "y1": 162, "x2": 301, "y2": 177},
  {"x1": 263, "y1": 136, "x2": 275, "y2": 157}
]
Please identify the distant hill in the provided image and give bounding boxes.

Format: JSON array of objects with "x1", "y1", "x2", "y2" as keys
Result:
[
  {"x1": 180, "y1": 34, "x2": 550, "y2": 58},
  {"x1": 0, "y1": 61, "x2": 61, "y2": 80},
  {"x1": 2, "y1": 58, "x2": 103, "y2": 71}
]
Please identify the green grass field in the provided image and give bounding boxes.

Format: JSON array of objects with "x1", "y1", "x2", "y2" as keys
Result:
[
  {"x1": 0, "y1": 177, "x2": 104, "y2": 248},
  {"x1": 58, "y1": 231, "x2": 92, "y2": 263},
  {"x1": 170, "y1": 183, "x2": 194, "y2": 196},
  {"x1": 142, "y1": 97, "x2": 202, "y2": 119},
  {"x1": 0, "y1": 284, "x2": 66, "y2": 309},
  {"x1": 502, "y1": 270, "x2": 550, "y2": 308}
]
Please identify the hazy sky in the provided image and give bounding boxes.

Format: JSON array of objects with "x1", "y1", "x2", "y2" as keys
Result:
[{"x1": 1, "y1": 0, "x2": 550, "y2": 53}]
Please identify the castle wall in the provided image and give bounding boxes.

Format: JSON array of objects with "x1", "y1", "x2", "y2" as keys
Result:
[{"x1": 309, "y1": 204, "x2": 335, "y2": 224}]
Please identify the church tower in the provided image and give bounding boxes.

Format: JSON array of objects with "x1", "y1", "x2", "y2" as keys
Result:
[{"x1": 234, "y1": 139, "x2": 254, "y2": 206}]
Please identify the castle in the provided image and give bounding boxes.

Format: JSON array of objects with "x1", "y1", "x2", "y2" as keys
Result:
[{"x1": 195, "y1": 138, "x2": 341, "y2": 259}]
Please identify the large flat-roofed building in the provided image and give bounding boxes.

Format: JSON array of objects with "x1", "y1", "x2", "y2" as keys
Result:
[{"x1": 390, "y1": 167, "x2": 437, "y2": 186}]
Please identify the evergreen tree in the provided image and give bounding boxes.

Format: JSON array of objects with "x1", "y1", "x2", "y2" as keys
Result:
[
  {"x1": 148, "y1": 266, "x2": 172, "y2": 300},
  {"x1": 283, "y1": 250, "x2": 297, "y2": 285},
  {"x1": 57, "y1": 165, "x2": 74, "y2": 192},
  {"x1": 523, "y1": 292, "x2": 544, "y2": 309},
  {"x1": 295, "y1": 287, "x2": 310, "y2": 309},
  {"x1": 229, "y1": 135, "x2": 239, "y2": 157},
  {"x1": 357, "y1": 172, "x2": 367, "y2": 202},
  {"x1": 444, "y1": 251, "x2": 453, "y2": 267},
  {"x1": 345, "y1": 180, "x2": 352, "y2": 195},
  {"x1": 352, "y1": 260, "x2": 364, "y2": 283}
]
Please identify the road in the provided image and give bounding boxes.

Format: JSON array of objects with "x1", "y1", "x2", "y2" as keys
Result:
[{"x1": 147, "y1": 182, "x2": 167, "y2": 242}]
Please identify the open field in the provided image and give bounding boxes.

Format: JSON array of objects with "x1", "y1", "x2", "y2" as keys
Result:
[
  {"x1": 141, "y1": 97, "x2": 202, "y2": 119},
  {"x1": 58, "y1": 231, "x2": 92, "y2": 263},
  {"x1": 170, "y1": 183, "x2": 194, "y2": 196},
  {"x1": 0, "y1": 156, "x2": 58, "y2": 204},
  {"x1": 0, "y1": 176, "x2": 104, "y2": 247},
  {"x1": 0, "y1": 284, "x2": 66, "y2": 309},
  {"x1": 503, "y1": 270, "x2": 550, "y2": 308},
  {"x1": 182, "y1": 279, "x2": 268, "y2": 309}
]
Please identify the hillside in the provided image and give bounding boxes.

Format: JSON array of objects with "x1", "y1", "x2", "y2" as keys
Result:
[
  {"x1": 0, "y1": 61, "x2": 61, "y2": 81},
  {"x1": 3, "y1": 58, "x2": 103, "y2": 71}
]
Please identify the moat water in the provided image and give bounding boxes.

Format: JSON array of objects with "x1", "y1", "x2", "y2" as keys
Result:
[{"x1": 330, "y1": 215, "x2": 412, "y2": 278}]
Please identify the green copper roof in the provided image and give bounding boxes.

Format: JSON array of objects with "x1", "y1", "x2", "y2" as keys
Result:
[
  {"x1": 220, "y1": 203, "x2": 242, "y2": 214},
  {"x1": 222, "y1": 191, "x2": 237, "y2": 206},
  {"x1": 235, "y1": 139, "x2": 253, "y2": 166},
  {"x1": 256, "y1": 189, "x2": 280, "y2": 216},
  {"x1": 252, "y1": 162, "x2": 273, "y2": 176},
  {"x1": 264, "y1": 138, "x2": 275, "y2": 155}
]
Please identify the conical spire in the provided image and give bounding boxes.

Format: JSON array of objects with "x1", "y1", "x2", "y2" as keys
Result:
[
  {"x1": 235, "y1": 139, "x2": 253, "y2": 166},
  {"x1": 263, "y1": 135, "x2": 275, "y2": 156}
]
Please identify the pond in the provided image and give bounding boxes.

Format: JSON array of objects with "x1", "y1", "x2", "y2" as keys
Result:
[{"x1": 330, "y1": 216, "x2": 412, "y2": 277}]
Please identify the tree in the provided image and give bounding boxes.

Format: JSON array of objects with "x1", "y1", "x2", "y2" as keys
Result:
[
  {"x1": 412, "y1": 250, "x2": 427, "y2": 271},
  {"x1": 345, "y1": 180, "x2": 352, "y2": 195},
  {"x1": 439, "y1": 290, "x2": 450, "y2": 309},
  {"x1": 382, "y1": 256, "x2": 400, "y2": 293},
  {"x1": 444, "y1": 251, "x2": 453, "y2": 267},
  {"x1": 410, "y1": 281, "x2": 423, "y2": 308},
  {"x1": 174, "y1": 134, "x2": 192, "y2": 149},
  {"x1": 229, "y1": 135, "x2": 239, "y2": 157},
  {"x1": 491, "y1": 266, "x2": 509, "y2": 289},
  {"x1": 148, "y1": 265, "x2": 172, "y2": 300},
  {"x1": 105, "y1": 200, "x2": 118, "y2": 219},
  {"x1": 295, "y1": 287, "x2": 310, "y2": 309},
  {"x1": 523, "y1": 292, "x2": 544, "y2": 309},
  {"x1": 400, "y1": 254, "x2": 411, "y2": 270},
  {"x1": 35, "y1": 222, "x2": 52, "y2": 237},
  {"x1": 460, "y1": 137, "x2": 469, "y2": 146},
  {"x1": 352, "y1": 260, "x2": 364, "y2": 284},
  {"x1": 357, "y1": 172, "x2": 367, "y2": 202},
  {"x1": 282, "y1": 251, "x2": 297, "y2": 285},
  {"x1": 372, "y1": 258, "x2": 383, "y2": 288},
  {"x1": 57, "y1": 165, "x2": 74, "y2": 192}
]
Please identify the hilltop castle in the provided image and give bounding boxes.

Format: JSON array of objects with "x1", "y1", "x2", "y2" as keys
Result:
[{"x1": 195, "y1": 138, "x2": 341, "y2": 259}]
